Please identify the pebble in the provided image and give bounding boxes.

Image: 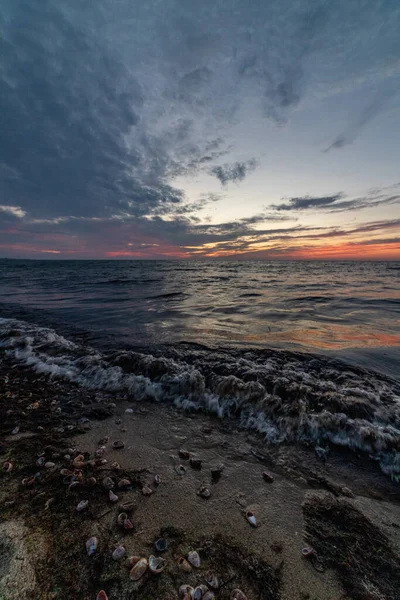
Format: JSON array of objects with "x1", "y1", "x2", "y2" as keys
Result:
[
  {"x1": 86, "y1": 536, "x2": 98, "y2": 556},
  {"x1": 76, "y1": 500, "x2": 89, "y2": 512}
]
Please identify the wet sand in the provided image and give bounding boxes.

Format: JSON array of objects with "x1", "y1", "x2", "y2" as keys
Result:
[{"x1": 1, "y1": 356, "x2": 400, "y2": 600}]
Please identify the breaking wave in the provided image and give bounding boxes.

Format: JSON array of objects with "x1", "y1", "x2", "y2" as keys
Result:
[{"x1": 1, "y1": 317, "x2": 399, "y2": 480}]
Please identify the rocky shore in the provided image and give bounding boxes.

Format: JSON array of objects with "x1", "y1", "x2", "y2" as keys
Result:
[{"x1": 1, "y1": 350, "x2": 400, "y2": 600}]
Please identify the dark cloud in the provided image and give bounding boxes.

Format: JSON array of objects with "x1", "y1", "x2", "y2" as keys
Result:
[
  {"x1": 272, "y1": 193, "x2": 345, "y2": 211},
  {"x1": 272, "y1": 188, "x2": 400, "y2": 214},
  {"x1": 210, "y1": 159, "x2": 258, "y2": 186}
]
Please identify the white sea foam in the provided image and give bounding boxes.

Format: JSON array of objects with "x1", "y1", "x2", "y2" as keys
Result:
[{"x1": 1, "y1": 317, "x2": 399, "y2": 479}]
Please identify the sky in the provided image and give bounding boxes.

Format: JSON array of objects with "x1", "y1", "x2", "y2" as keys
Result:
[{"x1": 1, "y1": 0, "x2": 400, "y2": 260}]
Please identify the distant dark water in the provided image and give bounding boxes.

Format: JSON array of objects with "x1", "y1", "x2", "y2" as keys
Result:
[
  {"x1": 0, "y1": 259, "x2": 399, "y2": 359},
  {"x1": 1, "y1": 260, "x2": 399, "y2": 478}
]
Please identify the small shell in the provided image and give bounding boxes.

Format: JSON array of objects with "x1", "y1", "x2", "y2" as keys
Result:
[
  {"x1": 206, "y1": 571, "x2": 219, "y2": 589},
  {"x1": 179, "y1": 585, "x2": 194, "y2": 598},
  {"x1": 203, "y1": 592, "x2": 215, "y2": 600},
  {"x1": 109, "y1": 490, "x2": 119, "y2": 503},
  {"x1": 63, "y1": 475, "x2": 76, "y2": 485},
  {"x1": 36, "y1": 457, "x2": 45, "y2": 467},
  {"x1": 112, "y1": 440, "x2": 125, "y2": 449},
  {"x1": 68, "y1": 481, "x2": 81, "y2": 491},
  {"x1": 76, "y1": 500, "x2": 89, "y2": 512},
  {"x1": 177, "y1": 557, "x2": 192, "y2": 573},
  {"x1": 189, "y1": 458, "x2": 202, "y2": 470},
  {"x1": 187, "y1": 550, "x2": 200, "y2": 568},
  {"x1": 95, "y1": 448, "x2": 105, "y2": 458},
  {"x1": 125, "y1": 408, "x2": 134, "y2": 414},
  {"x1": 44, "y1": 462, "x2": 56, "y2": 469},
  {"x1": 86, "y1": 536, "x2": 98, "y2": 556},
  {"x1": 110, "y1": 461, "x2": 121, "y2": 470},
  {"x1": 129, "y1": 557, "x2": 148, "y2": 581},
  {"x1": 231, "y1": 590, "x2": 247, "y2": 600},
  {"x1": 175, "y1": 465, "x2": 186, "y2": 475},
  {"x1": 193, "y1": 586, "x2": 207, "y2": 600},
  {"x1": 3, "y1": 461, "x2": 13, "y2": 473},
  {"x1": 117, "y1": 512, "x2": 128, "y2": 525},
  {"x1": 126, "y1": 555, "x2": 141, "y2": 567},
  {"x1": 149, "y1": 554, "x2": 167, "y2": 574},
  {"x1": 262, "y1": 471, "x2": 274, "y2": 483},
  {"x1": 60, "y1": 468, "x2": 73, "y2": 476},
  {"x1": 96, "y1": 591, "x2": 108, "y2": 600},
  {"x1": 73, "y1": 455, "x2": 85, "y2": 467},
  {"x1": 197, "y1": 484, "x2": 211, "y2": 499},
  {"x1": 112, "y1": 545, "x2": 126, "y2": 561},
  {"x1": 245, "y1": 510, "x2": 257, "y2": 527},
  {"x1": 86, "y1": 476, "x2": 97, "y2": 487},
  {"x1": 301, "y1": 546, "x2": 315, "y2": 558},
  {"x1": 120, "y1": 500, "x2": 135, "y2": 511},
  {"x1": 117, "y1": 478, "x2": 131, "y2": 488},
  {"x1": 102, "y1": 477, "x2": 115, "y2": 490},
  {"x1": 155, "y1": 538, "x2": 168, "y2": 552},
  {"x1": 179, "y1": 449, "x2": 190, "y2": 460},
  {"x1": 142, "y1": 485, "x2": 153, "y2": 496},
  {"x1": 98, "y1": 436, "x2": 109, "y2": 445},
  {"x1": 11, "y1": 426, "x2": 20, "y2": 435},
  {"x1": 154, "y1": 474, "x2": 161, "y2": 485}
]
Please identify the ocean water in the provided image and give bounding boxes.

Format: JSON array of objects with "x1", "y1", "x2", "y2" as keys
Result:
[{"x1": 0, "y1": 259, "x2": 399, "y2": 478}]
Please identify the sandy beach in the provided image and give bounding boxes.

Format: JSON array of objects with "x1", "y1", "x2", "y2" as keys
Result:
[{"x1": 1, "y1": 353, "x2": 399, "y2": 600}]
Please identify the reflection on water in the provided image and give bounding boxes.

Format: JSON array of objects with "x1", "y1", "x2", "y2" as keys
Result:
[{"x1": 0, "y1": 259, "x2": 399, "y2": 354}]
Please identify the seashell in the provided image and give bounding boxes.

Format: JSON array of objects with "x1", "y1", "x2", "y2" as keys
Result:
[
  {"x1": 155, "y1": 538, "x2": 167, "y2": 552},
  {"x1": 36, "y1": 457, "x2": 45, "y2": 467},
  {"x1": 154, "y1": 474, "x2": 161, "y2": 485},
  {"x1": 177, "y1": 557, "x2": 192, "y2": 573},
  {"x1": 112, "y1": 545, "x2": 126, "y2": 561},
  {"x1": 96, "y1": 458, "x2": 108, "y2": 466},
  {"x1": 60, "y1": 468, "x2": 73, "y2": 476},
  {"x1": 211, "y1": 464, "x2": 224, "y2": 482},
  {"x1": 179, "y1": 585, "x2": 194, "y2": 598},
  {"x1": 231, "y1": 590, "x2": 247, "y2": 600},
  {"x1": 117, "y1": 478, "x2": 131, "y2": 488},
  {"x1": 110, "y1": 461, "x2": 121, "y2": 470},
  {"x1": 63, "y1": 475, "x2": 76, "y2": 485},
  {"x1": 197, "y1": 484, "x2": 211, "y2": 499},
  {"x1": 187, "y1": 550, "x2": 200, "y2": 568},
  {"x1": 301, "y1": 546, "x2": 314, "y2": 558},
  {"x1": 262, "y1": 471, "x2": 274, "y2": 483},
  {"x1": 245, "y1": 510, "x2": 257, "y2": 527},
  {"x1": 175, "y1": 465, "x2": 186, "y2": 476},
  {"x1": 203, "y1": 592, "x2": 215, "y2": 600},
  {"x1": 95, "y1": 448, "x2": 105, "y2": 459},
  {"x1": 190, "y1": 458, "x2": 202, "y2": 470},
  {"x1": 179, "y1": 449, "x2": 190, "y2": 460},
  {"x1": 73, "y1": 469, "x2": 84, "y2": 481},
  {"x1": 194, "y1": 585, "x2": 208, "y2": 600},
  {"x1": 142, "y1": 485, "x2": 153, "y2": 496},
  {"x1": 22, "y1": 477, "x2": 35, "y2": 487},
  {"x1": 44, "y1": 462, "x2": 56, "y2": 469},
  {"x1": 96, "y1": 591, "x2": 108, "y2": 600},
  {"x1": 109, "y1": 490, "x2": 118, "y2": 503},
  {"x1": 86, "y1": 477, "x2": 97, "y2": 487},
  {"x1": 73, "y1": 454, "x2": 85, "y2": 467},
  {"x1": 125, "y1": 408, "x2": 134, "y2": 414},
  {"x1": 37, "y1": 426, "x2": 44, "y2": 432},
  {"x1": 120, "y1": 500, "x2": 135, "y2": 511},
  {"x1": 117, "y1": 512, "x2": 128, "y2": 525},
  {"x1": 206, "y1": 571, "x2": 219, "y2": 589},
  {"x1": 102, "y1": 477, "x2": 114, "y2": 490},
  {"x1": 126, "y1": 555, "x2": 141, "y2": 567},
  {"x1": 3, "y1": 461, "x2": 13, "y2": 473},
  {"x1": 129, "y1": 557, "x2": 148, "y2": 581},
  {"x1": 98, "y1": 436, "x2": 109, "y2": 445},
  {"x1": 86, "y1": 536, "x2": 98, "y2": 556},
  {"x1": 64, "y1": 454, "x2": 71, "y2": 460},
  {"x1": 149, "y1": 554, "x2": 167, "y2": 574},
  {"x1": 113, "y1": 440, "x2": 125, "y2": 449},
  {"x1": 11, "y1": 426, "x2": 20, "y2": 435},
  {"x1": 76, "y1": 500, "x2": 89, "y2": 512}
]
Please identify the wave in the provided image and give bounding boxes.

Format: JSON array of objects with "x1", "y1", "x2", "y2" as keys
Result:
[{"x1": 0, "y1": 317, "x2": 399, "y2": 480}]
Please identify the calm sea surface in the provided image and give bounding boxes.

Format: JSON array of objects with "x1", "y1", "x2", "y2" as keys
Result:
[{"x1": 0, "y1": 260, "x2": 399, "y2": 359}]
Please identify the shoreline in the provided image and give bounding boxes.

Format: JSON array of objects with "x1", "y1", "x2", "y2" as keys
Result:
[{"x1": 1, "y1": 354, "x2": 400, "y2": 600}]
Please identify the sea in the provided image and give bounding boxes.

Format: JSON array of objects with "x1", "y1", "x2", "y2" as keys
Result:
[{"x1": 0, "y1": 259, "x2": 399, "y2": 478}]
